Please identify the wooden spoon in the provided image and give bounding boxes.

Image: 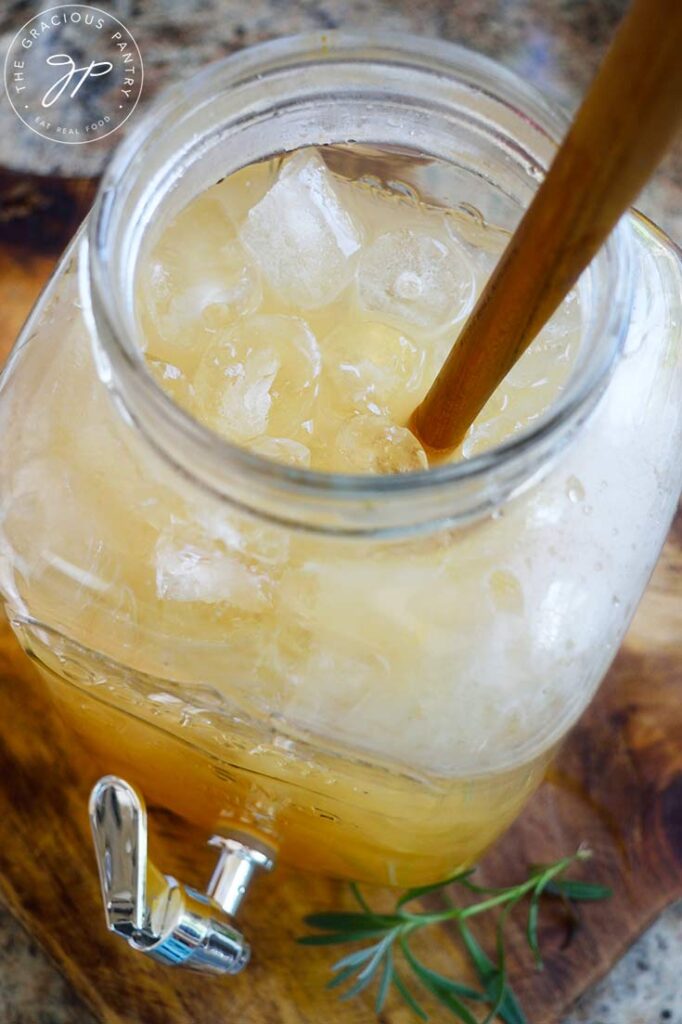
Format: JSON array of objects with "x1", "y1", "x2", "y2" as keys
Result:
[{"x1": 411, "y1": 0, "x2": 682, "y2": 454}]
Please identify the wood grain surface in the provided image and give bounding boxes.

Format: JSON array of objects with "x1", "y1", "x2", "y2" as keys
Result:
[{"x1": 0, "y1": 178, "x2": 680, "y2": 1024}]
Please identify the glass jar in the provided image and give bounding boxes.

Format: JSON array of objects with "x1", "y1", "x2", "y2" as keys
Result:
[{"x1": 0, "y1": 32, "x2": 680, "y2": 894}]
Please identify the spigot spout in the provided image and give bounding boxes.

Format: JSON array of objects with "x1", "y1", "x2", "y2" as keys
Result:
[
  {"x1": 89, "y1": 776, "x2": 274, "y2": 975},
  {"x1": 207, "y1": 834, "x2": 274, "y2": 917}
]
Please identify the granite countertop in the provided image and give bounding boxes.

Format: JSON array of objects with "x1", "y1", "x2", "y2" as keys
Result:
[{"x1": 0, "y1": 0, "x2": 680, "y2": 1021}]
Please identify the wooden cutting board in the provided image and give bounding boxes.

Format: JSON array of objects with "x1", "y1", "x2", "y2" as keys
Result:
[{"x1": 0, "y1": 173, "x2": 680, "y2": 1024}]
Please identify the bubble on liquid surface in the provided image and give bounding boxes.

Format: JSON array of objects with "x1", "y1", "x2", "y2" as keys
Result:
[
  {"x1": 239, "y1": 150, "x2": 363, "y2": 309},
  {"x1": 192, "y1": 314, "x2": 321, "y2": 444},
  {"x1": 322, "y1": 321, "x2": 425, "y2": 413},
  {"x1": 333, "y1": 413, "x2": 428, "y2": 474},
  {"x1": 357, "y1": 228, "x2": 476, "y2": 333}
]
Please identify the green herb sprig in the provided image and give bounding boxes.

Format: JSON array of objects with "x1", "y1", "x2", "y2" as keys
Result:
[{"x1": 299, "y1": 847, "x2": 610, "y2": 1023}]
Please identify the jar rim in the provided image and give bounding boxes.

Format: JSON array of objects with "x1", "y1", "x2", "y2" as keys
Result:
[{"x1": 85, "y1": 30, "x2": 634, "y2": 536}]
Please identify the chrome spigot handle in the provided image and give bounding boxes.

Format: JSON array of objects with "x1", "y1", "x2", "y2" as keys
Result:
[{"x1": 89, "y1": 776, "x2": 274, "y2": 975}]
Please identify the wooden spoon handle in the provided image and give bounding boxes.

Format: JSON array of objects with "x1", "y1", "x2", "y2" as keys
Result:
[{"x1": 412, "y1": 0, "x2": 682, "y2": 452}]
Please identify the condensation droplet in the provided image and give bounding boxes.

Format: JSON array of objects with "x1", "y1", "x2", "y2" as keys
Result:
[
  {"x1": 566, "y1": 475, "x2": 585, "y2": 503},
  {"x1": 489, "y1": 569, "x2": 524, "y2": 615}
]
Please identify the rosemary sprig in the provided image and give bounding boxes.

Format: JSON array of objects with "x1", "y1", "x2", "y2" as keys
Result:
[{"x1": 299, "y1": 847, "x2": 611, "y2": 1023}]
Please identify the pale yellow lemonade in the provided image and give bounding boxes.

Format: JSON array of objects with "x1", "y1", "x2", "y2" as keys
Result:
[
  {"x1": 139, "y1": 149, "x2": 580, "y2": 472},
  {"x1": 3, "y1": 147, "x2": 594, "y2": 887},
  {"x1": 96, "y1": 146, "x2": 576, "y2": 884}
]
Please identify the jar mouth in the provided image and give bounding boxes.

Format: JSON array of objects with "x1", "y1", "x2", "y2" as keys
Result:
[{"x1": 85, "y1": 30, "x2": 634, "y2": 536}]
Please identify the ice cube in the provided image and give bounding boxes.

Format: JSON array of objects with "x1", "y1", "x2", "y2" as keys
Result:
[
  {"x1": 323, "y1": 321, "x2": 425, "y2": 416},
  {"x1": 194, "y1": 505, "x2": 290, "y2": 569},
  {"x1": 140, "y1": 196, "x2": 261, "y2": 370},
  {"x1": 248, "y1": 436, "x2": 312, "y2": 468},
  {"x1": 334, "y1": 413, "x2": 429, "y2": 474},
  {"x1": 192, "y1": 314, "x2": 321, "y2": 444},
  {"x1": 357, "y1": 228, "x2": 476, "y2": 333},
  {"x1": 172, "y1": 252, "x2": 261, "y2": 330},
  {"x1": 239, "y1": 150, "x2": 363, "y2": 309},
  {"x1": 505, "y1": 288, "x2": 580, "y2": 390},
  {"x1": 155, "y1": 521, "x2": 268, "y2": 608},
  {"x1": 196, "y1": 346, "x2": 278, "y2": 442},
  {"x1": 213, "y1": 159, "x2": 279, "y2": 227},
  {"x1": 461, "y1": 416, "x2": 518, "y2": 459},
  {"x1": 0, "y1": 455, "x2": 122, "y2": 598}
]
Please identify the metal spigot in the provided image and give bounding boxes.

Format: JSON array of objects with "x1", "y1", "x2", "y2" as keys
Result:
[{"x1": 89, "y1": 776, "x2": 274, "y2": 974}]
